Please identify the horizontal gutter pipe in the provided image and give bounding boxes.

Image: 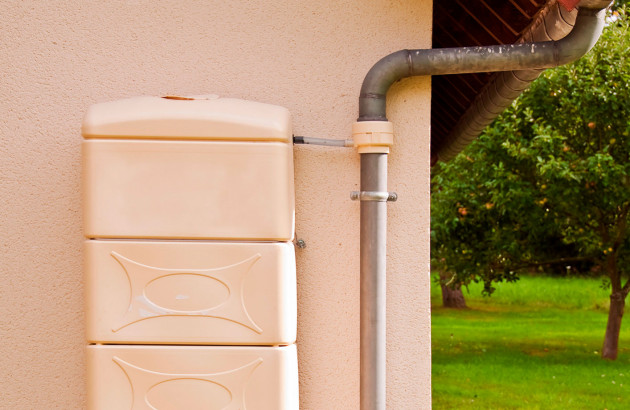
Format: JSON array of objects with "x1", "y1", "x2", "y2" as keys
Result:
[
  {"x1": 355, "y1": 5, "x2": 608, "y2": 410},
  {"x1": 358, "y1": 7, "x2": 606, "y2": 122}
]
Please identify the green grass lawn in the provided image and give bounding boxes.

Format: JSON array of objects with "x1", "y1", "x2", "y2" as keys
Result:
[{"x1": 432, "y1": 275, "x2": 630, "y2": 409}]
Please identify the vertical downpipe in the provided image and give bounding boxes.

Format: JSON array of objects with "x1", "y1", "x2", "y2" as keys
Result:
[
  {"x1": 360, "y1": 153, "x2": 387, "y2": 410},
  {"x1": 352, "y1": 121, "x2": 394, "y2": 410},
  {"x1": 354, "y1": 4, "x2": 608, "y2": 408}
]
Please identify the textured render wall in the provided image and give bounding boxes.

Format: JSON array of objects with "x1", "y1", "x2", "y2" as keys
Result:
[{"x1": 0, "y1": 1, "x2": 431, "y2": 408}]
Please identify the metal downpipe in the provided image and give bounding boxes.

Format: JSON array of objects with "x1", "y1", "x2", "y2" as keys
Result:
[
  {"x1": 360, "y1": 153, "x2": 388, "y2": 409},
  {"x1": 355, "y1": 4, "x2": 609, "y2": 410}
]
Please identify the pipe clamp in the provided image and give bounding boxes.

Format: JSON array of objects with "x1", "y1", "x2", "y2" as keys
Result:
[{"x1": 351, "y1": 191, "x2": 398, "y2": 202}]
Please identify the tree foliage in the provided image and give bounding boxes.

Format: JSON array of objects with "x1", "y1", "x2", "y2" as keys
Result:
[
  {"x1": 431, "y1": 7, "x2": 630, "y2": 359},
  {"x1": 613, "y1": 0, "x2": 630, "y2": 10}
]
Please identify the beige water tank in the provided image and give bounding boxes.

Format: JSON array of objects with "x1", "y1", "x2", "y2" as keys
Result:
[
  {"x1": 87, "y1": 344, "x2": 298, "y2": 410},
  {"x1": 85, "y1": 240, "x2": 296, "y2": 345},
  {"x1": 83, "y1": 96, "x2": 299, "y2": 409},
  {"x1": 82, "y1": 95, "x2": 294, "y2": 241}
]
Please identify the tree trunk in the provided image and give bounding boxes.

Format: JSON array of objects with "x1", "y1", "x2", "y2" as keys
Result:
[
  {"x1": 441, "y1": 283, "x2": 467, "y2": 308},
  {"x1": 602, "y1": 291, "x2": 625, "y2": 360},
  {"x1": 439, "y1": 271, "x2": 467, "y2": 309}
]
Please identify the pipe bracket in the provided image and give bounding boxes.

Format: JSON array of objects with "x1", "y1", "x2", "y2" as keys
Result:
[{"x1": 351, "y1": 191, "x2": 398, "y2": 202}]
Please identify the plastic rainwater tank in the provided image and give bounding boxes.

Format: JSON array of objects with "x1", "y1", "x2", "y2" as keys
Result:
[{"x1": 83, "y1": 96, "x2": 298, "y2": 409}]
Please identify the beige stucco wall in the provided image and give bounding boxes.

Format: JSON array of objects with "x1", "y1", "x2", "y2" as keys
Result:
[{"x1": 0, "y1": 1, "x2": 431, "y2": 408}]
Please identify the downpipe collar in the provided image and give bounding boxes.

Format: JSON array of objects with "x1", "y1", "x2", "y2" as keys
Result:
[{"x1": 352, "y1": 121, "x2": 394, "y2": 154}]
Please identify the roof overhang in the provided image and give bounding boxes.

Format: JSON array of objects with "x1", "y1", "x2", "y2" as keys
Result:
[{"x1": 431, "y1": 0, "x2": 612, "y2": 162}]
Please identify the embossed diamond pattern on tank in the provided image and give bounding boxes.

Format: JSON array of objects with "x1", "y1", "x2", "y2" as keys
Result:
[
  {"x1": 113, "y1": 356, "x2": 262, "y2": 410},
  {"x1": 111, "y1": 252, "x2": 263, "y2": 333}
]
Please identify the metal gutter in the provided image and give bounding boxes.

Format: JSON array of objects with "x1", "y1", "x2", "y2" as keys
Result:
[{"x1": 434, "y1": 1, "x2": 579, "y2": 161}]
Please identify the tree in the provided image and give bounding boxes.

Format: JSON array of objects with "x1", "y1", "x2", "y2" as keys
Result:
[{"x1": 431, "y1": 7, "x2": 630, "y2": 359}]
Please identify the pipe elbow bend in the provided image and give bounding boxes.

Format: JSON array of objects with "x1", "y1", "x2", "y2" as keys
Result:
[{"x1": 555, "y1": 7, "x2": 606, "y2": 66}]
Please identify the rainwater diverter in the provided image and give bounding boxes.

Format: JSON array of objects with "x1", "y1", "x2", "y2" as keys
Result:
[{"x1": 82, "y1": 95, "x2": 298, "y2": 409}]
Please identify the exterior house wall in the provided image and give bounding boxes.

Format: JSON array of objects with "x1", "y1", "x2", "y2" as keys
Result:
[{"x1": 0, "y1": 1, "x2": 431, "y2": 408}]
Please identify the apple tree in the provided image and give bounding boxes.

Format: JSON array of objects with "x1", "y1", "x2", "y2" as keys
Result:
[{"x1": 431, "y1": 6, "x2": 630, "y2": 359}]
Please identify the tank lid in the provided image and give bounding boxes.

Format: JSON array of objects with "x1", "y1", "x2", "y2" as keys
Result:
[{"x1": 82, "y1": 95, "x2": 291, "y2": 142}]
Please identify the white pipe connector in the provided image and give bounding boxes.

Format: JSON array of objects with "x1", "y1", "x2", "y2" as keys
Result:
[{"x1": 352, "y1": 121, "x2": 394, "y2": 154}]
